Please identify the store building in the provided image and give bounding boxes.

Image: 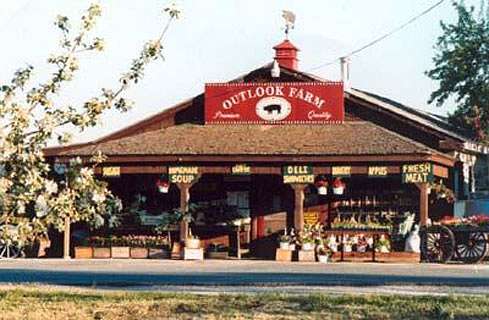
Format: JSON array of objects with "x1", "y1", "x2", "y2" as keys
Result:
[{"x1": 46, "y1": 38, "x2": 488, "y2": 259}]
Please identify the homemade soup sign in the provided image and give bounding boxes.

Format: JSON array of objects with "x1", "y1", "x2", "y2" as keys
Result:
[{"x1": 205, "y1": 82, "x2": 344, "y2": 124}]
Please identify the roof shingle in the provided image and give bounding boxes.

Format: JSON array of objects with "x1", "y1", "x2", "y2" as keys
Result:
[{"x1": 57, "y1": 121, "x2": 442, "y2": 157}]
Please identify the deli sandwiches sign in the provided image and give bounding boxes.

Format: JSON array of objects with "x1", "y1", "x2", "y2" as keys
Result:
[{"x1": 205, "y1": 82, "x2": 344, "y2": 124}]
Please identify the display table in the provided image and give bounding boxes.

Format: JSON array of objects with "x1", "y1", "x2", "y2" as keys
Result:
[{"x1": 324, "y1": 229, "x2": 390, "y2": 262}]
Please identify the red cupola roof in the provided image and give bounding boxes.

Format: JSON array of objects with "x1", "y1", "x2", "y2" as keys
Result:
[{"x1": 273, "y1": 39, "x2": 300, "y2": 71}]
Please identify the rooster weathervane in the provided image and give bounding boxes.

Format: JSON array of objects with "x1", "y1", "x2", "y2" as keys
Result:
[{"x1": 282, "y1": 10, "x2": 296, "y2": 39}]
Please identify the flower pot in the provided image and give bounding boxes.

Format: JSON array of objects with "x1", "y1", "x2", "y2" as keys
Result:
[
  {"x1": 279, "y1": 242, "x2": 290, "y2": 250},
  {"x1": 130, "y1": 247, "x2": 148, "y2": 259},
  {"x1": 158, "y1": 185, "x2": 169, "y2": 193},
  {"x1": 318, "y1": 255, "x2": 329, "y2": 263},
  {"x1": 317, "y1": 186, "x2": 328, "y2": 195},
  {"x1": 74, "y1": 246, "x2": 93, "y2": 259},
  {"x1": 93, "y1": 247, "x2": 111, "y2": 259},
  {"x1": 185, "y1": 238, "x2": 201, "y2": 249},
  {"x1": 378, "y1": 246, "x2": 390, "y2": 253},
  {"x1": 302, "y1": 242, "x2": 314, "y2": 251},
  {"x1": 111, "y1": 246, "x2": 130, "y2": 259},
  {"x1": 333, "y1": 187, "x2": 345, "y2": 195},
  {"x1": 148, "y1": 248, "x2": 171, "y2": 259}
]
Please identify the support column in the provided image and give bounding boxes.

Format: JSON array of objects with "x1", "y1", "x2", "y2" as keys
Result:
[
  {"x1": 63, "y1": 216, "x2": 71, "y2": 259},
  {"x1": 291, "y1": 184, "x2": 306, "y2": 231},
  {"x1": 417, "y1": 183, "x2": 429, "y2": 227},
  {"x1": 177, "y1": 183, "x2": 191, "y2": 242}
]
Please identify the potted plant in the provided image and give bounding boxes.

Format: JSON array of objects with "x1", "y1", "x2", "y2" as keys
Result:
[
  {"x1": 156, "y1": 178, "x2": 170, "y2": 193},
  {"x1": 110, "y1": 236, "x2": 130, "y2": 259},
  {"x1": 128, "y1": 235, "x2": 149, "y2": 259},
  {"x1": 332, "y1": 177, "x2": 346, "y2": 195},
  {"x1": 315, "y1": 176, "x2": 328, "y2": 195},
  {"x1": 375, "y1": 235, "x2": 391, "y2": 253},
  {"x1": 301, "y1": 237, "x2": 315, "y2": 251},
  {"x1": 317, "y1": 246, "x2": 332, "y2": 263},
  {"x1": 279, "y1": 232, "x2": 291, "y2": 250},
  {"x1": 91, "y1": 236, "x2": 111, "y2": 259},
  {"x1": 343, "y1": 236, "x2": 353, "y2": 253},
  {"x1": 185, "y1": 229, "x2": 201, "y2": 249},
  {"x1": 429, "y1": 180, "x2": 456, "y2": 203}
]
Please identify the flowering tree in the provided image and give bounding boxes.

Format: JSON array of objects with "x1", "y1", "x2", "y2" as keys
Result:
[{"x1": 0, "y1": 3, "x2": 180, "y2": 248}]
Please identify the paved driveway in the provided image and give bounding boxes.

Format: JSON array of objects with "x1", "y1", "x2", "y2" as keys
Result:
[{"x1": 0, "y1": 259, "x2": 488, "y2": 291}]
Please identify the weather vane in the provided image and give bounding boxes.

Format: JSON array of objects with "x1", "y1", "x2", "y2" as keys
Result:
[{"x1": 282, "y1": 10, "x2": 296, "y2": 39}]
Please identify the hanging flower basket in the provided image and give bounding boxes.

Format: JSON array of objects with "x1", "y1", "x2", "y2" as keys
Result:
[
  {"x1": 156, "y1": 180, "x2": 170, "y2": 193},
  {"x1": 332, "y1": 178, "x2": 346, "y2": 195},
  {"x1": 315, "y1": 176, "x2": 328, "y2": 195}
]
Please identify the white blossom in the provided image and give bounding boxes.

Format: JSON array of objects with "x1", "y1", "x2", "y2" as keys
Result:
[
  {"x1": 35, "y1": 195, "x2": 49, "y2": 218},
  {"x1": 92, "y1": 192, "x2": 106, "y2": 203}
]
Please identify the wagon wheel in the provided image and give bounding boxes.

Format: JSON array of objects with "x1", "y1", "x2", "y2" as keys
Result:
[
  {"x1": 420, "y1": 225, "x2": 455, "y2": 263},
  {"x1": 455, "y1": 232, "x2": 487, "y2": 264},
  {"x1": 0, "y1": 225, "x2": 22, "y2": 259},
  {"x1": 0, "y1": 240, "x2": 21, "y2": 259}
]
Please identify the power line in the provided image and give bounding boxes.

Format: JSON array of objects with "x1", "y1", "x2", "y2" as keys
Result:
[{"x1": 307, "y1": 0, "x2": 447, "y2": 72}]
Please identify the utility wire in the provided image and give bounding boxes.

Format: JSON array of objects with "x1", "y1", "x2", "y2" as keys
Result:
[{"x1": 307, "y1": 0, "x2": 447, "y2": 72}]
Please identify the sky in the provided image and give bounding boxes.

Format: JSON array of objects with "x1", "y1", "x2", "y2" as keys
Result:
[{"x1": 0, "y1": 0, "x2": 481, "y2": 144}]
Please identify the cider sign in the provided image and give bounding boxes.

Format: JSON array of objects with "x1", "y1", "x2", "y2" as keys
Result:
[
  {"x1": 169, "y1": 166, "x2": 199, "y2": 184},
  {"x1": 283, "y1": 165, "x2": 314, "y2": 184},
  {"x1": 402, "y1": 163, "x2": 433, "y2": 184}
]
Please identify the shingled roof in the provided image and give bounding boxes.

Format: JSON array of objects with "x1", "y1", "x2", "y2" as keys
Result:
[{"x1": 56, "y1": 121, "x2": 444, "y2": 157}]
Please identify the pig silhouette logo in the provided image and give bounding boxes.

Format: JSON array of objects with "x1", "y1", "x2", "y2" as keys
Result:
[
  {"x1": 256, "y1": 97, "x2": 291, "y2": 121},
  {"x1": 263, "y1": 104, "x2": 282, "y2": 115}
]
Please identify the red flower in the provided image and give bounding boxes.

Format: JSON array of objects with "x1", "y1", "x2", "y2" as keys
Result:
[{"x1": 332, "y1": 178, "x2": 345, "y2": 188}]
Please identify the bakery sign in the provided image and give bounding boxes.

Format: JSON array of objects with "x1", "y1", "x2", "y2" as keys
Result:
[{"x1": 204, "y1": 82, "x2": 344, "y2": 124}]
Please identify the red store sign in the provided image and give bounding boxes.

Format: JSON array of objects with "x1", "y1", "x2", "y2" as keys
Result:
[{"x1": 204, "y1": 82, "x2": 344, "y2": 124}]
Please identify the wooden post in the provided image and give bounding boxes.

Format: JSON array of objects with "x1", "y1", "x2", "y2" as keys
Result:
[
  {"x1": 63, "y1": 216, "x2": 71, "y2": 260},
  {"x1": 291, "y1": 184, "x2": 306, "y2": 231},
  {"x1": 416, "y1": 183, "x2": 429, "y2": 226},
  {"x1": 177, "y1": 183, "x2": 191, "y2": 242}
]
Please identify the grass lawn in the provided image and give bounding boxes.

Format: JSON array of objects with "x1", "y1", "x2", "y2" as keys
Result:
[{"x1": 0, "y1": 287, "x2": 488, "y2": 319}]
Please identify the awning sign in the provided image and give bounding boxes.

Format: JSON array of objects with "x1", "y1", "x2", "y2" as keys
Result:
[
  {"x1": 402, "y1": 163, "x2": 433, "y2": 183},
  {"x1": 304, "y1": 211, "x2": 320, "y2": 225},
  {"x1": 283, "y1": 165, "x2": 314, "y2": 184},
  {"x1": 368, "y1": 166, "x2": 388, "y2": 177},
  {"x1": 231, "y1": 164, "x2": 251, "y2": 175},
  {"x1": 102, "y1": 166, "x2": 120, "y2": 177},
  {"x1": 332, "y1": 166, "x2": 351, "y2": 177},
  {"x1": 169, "y1": 166, "x2": 199, "y2": 184},
  {"x1": 205, "y1": 82, "x2": 344, "y2": 124}
]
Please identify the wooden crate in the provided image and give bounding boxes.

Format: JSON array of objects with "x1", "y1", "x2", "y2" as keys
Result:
[
  {"x1": 148, "y1": 248, "x2": 171, "y2": 259},
  {"x1": 275, "y1": 248, "x2": 293, "y2": 262},
  {"x1": 93, "y1": 247, "x2": 111, "y2": 259},
  {"x1": 111, "y1": 247, "x2": 130, "y2": 259},
  {"x1": 74, "y1": 247, "x2": 93, "y2": 259},
  {"x1": 183, "y1": 248, "x2": 204, "y2": 260},
  {"x1": 130, "y1": 247, "x2": 148, "y2": 259},
  {"x1": 297, "y1": 250, "x2": 316, "y2": 262}
]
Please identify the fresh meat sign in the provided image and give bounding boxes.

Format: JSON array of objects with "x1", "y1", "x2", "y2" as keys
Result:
[{"x1": 204, "y1": 82, "x2": 344, "y2": 124}]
